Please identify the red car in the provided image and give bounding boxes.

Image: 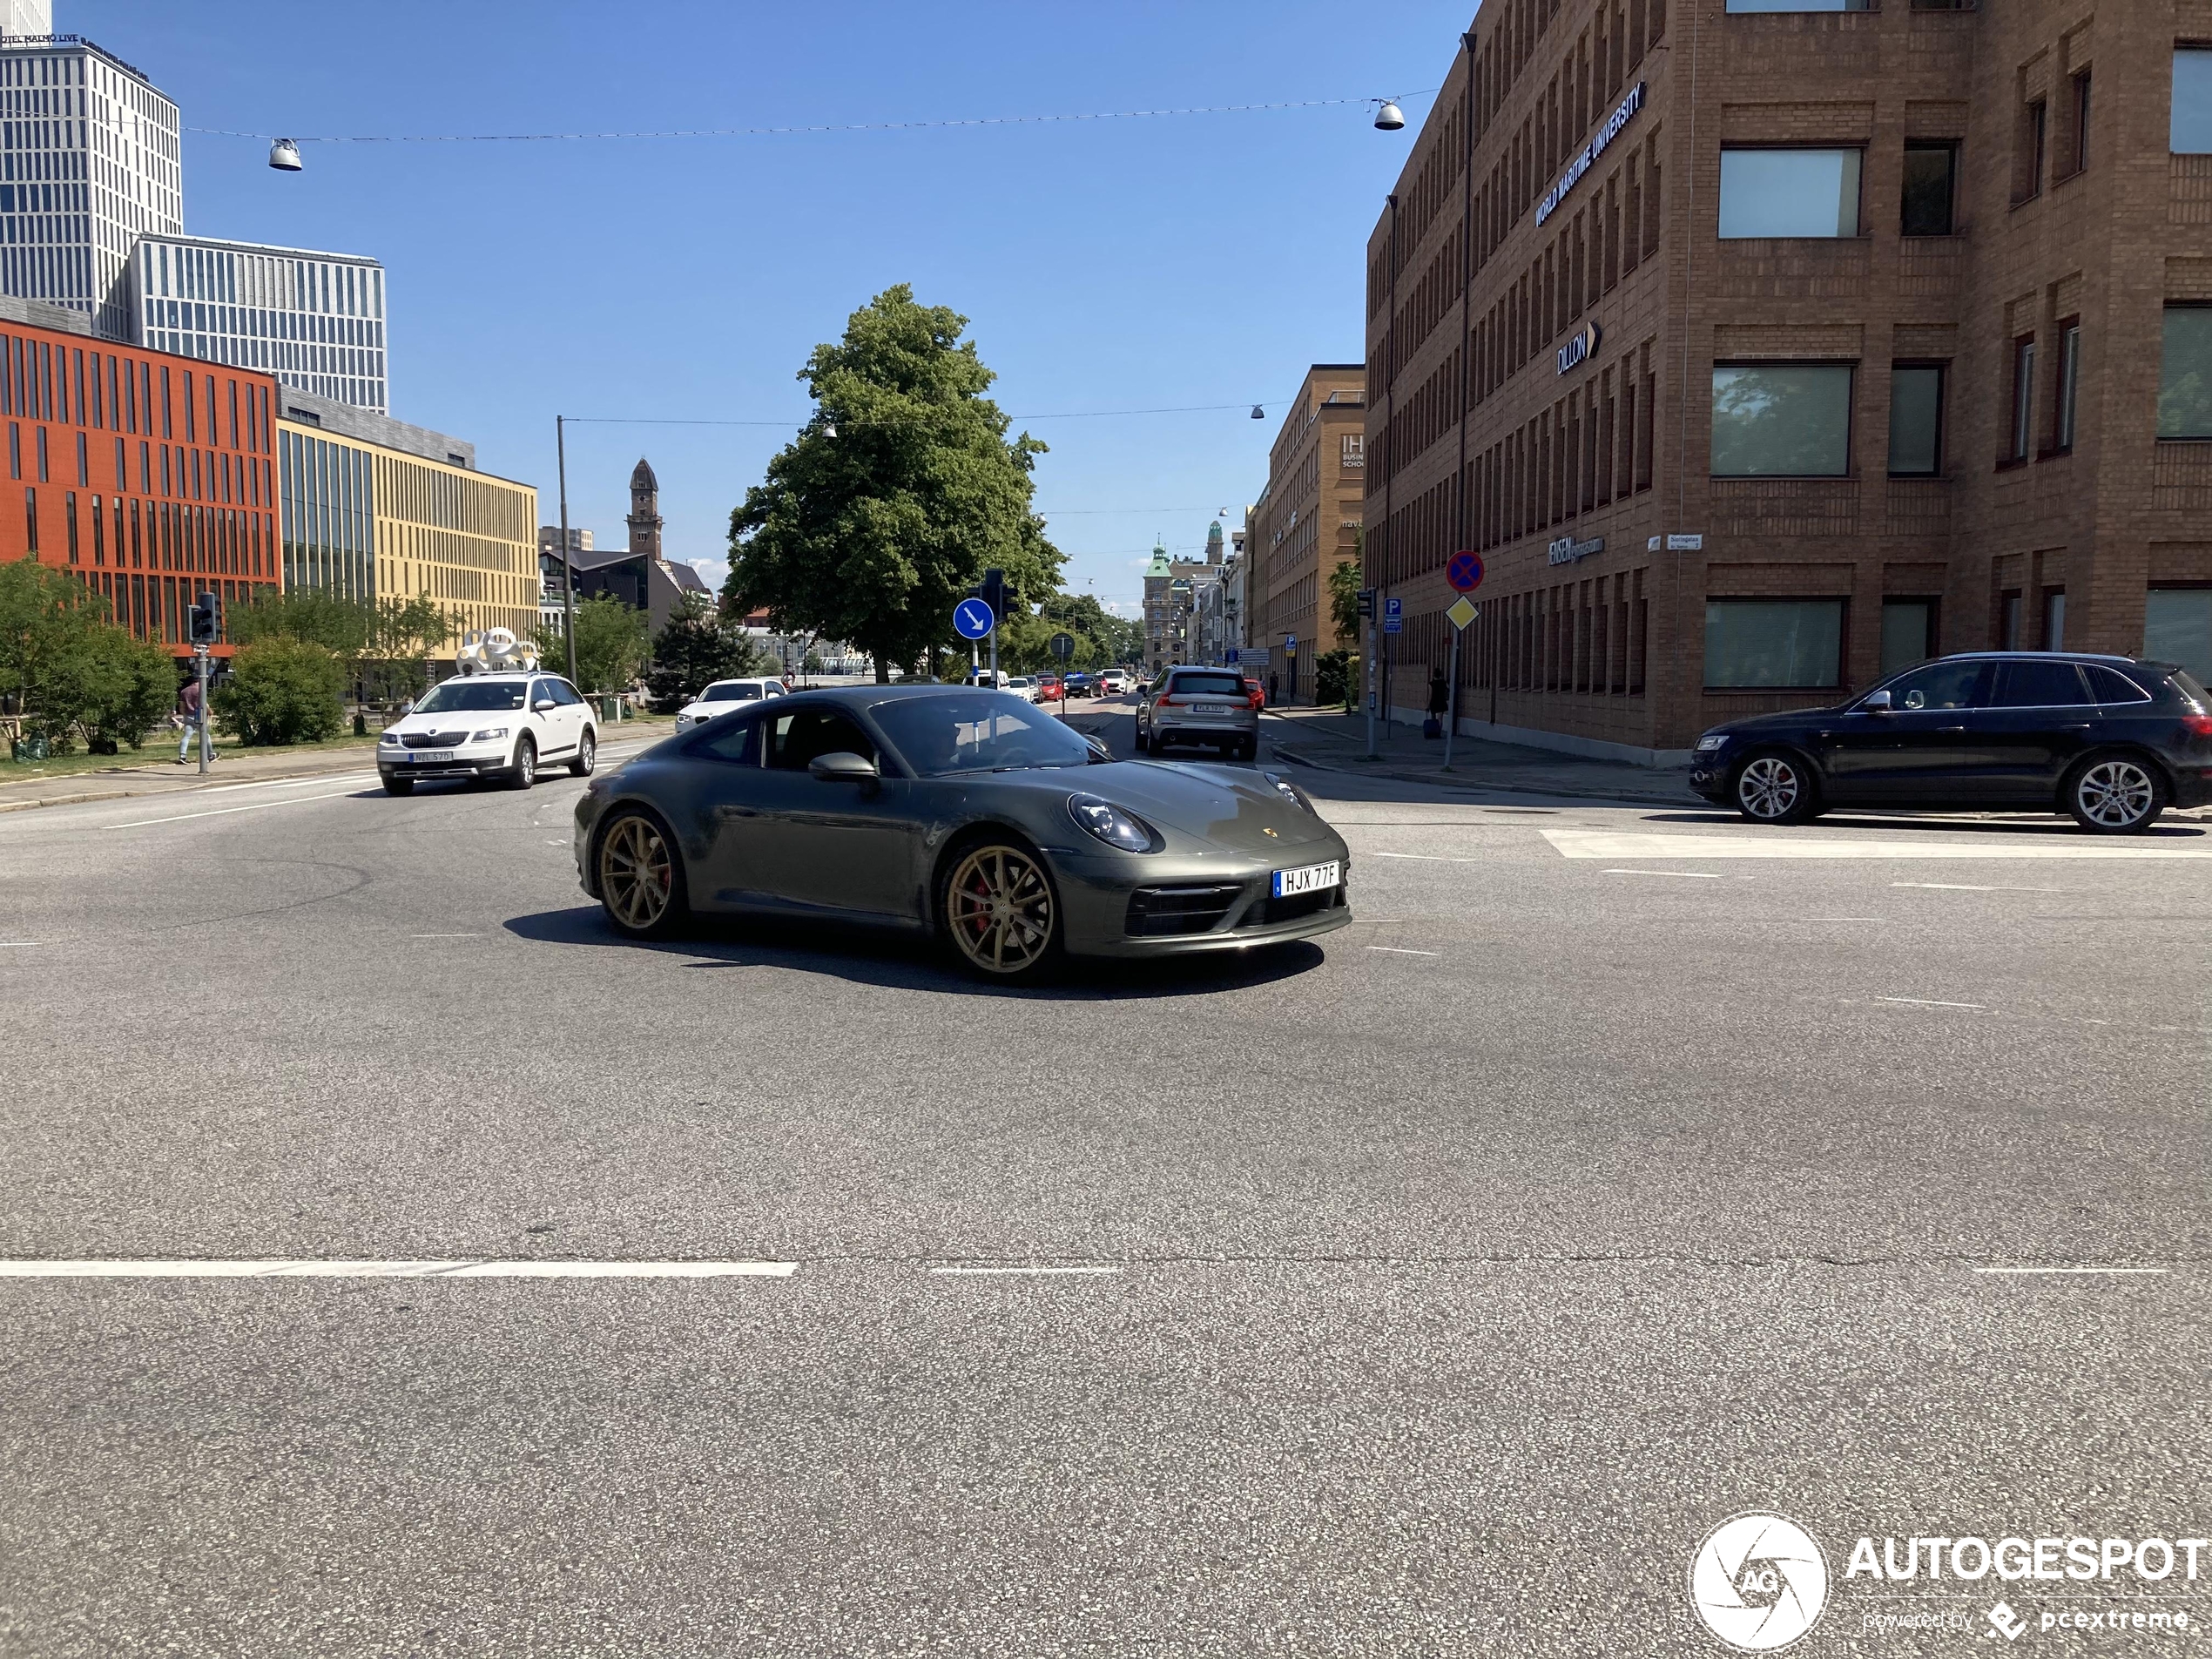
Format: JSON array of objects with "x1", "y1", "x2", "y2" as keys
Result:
[
  {"x1": 1035, "y1": 673, "x2": 1062, "y2": 702},
  {"x1": 1242, "y1": 678, "x2": 1265, "y2": 711}
]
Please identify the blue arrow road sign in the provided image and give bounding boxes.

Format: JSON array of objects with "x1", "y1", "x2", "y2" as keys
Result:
[{"x1": 954, "y1": 598, "x2": 995, "y2": 640}]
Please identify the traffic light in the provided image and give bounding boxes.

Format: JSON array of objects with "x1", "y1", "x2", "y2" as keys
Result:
[
  {"x1": 188, "y1": 590, "x2": 221, "y2": 645},
  {"x1": 978, "y1": 567, "x2": 1006, "y2": 624},
  {"x1": 1356, "y1": 587, "x2": 1377, "y2": 618}
]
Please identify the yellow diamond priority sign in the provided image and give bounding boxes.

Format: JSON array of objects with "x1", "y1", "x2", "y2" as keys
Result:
[{"x1": 1446, "y1": 595, "x2": 1479, "y2": 631}]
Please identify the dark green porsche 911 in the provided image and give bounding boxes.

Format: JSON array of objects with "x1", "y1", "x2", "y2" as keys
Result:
[{"x1": 571, "y1": 685, "x2": 1352, "y2": 981}]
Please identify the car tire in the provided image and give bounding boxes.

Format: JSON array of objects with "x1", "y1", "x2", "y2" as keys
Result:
[
  {"x1": 381, "y1": 775, "x2": 414, "y2": 796},
  {"x1": 1133, "y1": 725, "x2": 1150, "y2": 756},
  {"x1": 937, "y1": 834, "x2": 1063, "y2": 984},
  {"x1": 1238, "y1": 737, "x2": 1258, "y2": 762},
  {"x1": 569, "y1": 728, "x2": 597, "y2": 778},
  {"x1": 596, "y1": 807, "x2": 690, "y2": 940},
  {"x1": 2064, "y1": 751, "x2": 2167, "y2": 833},
  {"x1": 507, "y1": 735, "x2": 536, "y2": 790},
  {"x1": 1731, "y1": 749, "x2": 1819, "y2": 825}
]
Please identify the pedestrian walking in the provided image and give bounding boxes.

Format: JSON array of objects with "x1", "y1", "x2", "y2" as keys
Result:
[
  {"x1": 1268, "y1": 671, "x2": 1279, "y2": 707},
  {"x1": 175, "y1": 675, "x2": 212, "y2": 765},
  {"x1": 1425, "y1": 667, "x2": 1449, "y2": 740}
]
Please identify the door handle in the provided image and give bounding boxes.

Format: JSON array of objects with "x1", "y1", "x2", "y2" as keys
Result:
[
  {"x1": 2061, "y1": 723, "x2": 2091, "y2": 732},
  {"x1": 1936, "y1": 725, "x2": 1966, "y2": 733}
]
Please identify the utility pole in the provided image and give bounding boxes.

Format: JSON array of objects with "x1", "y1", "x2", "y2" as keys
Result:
[
  {"x1": 193, "y1": 643, "x2": 211, "y2": 775},
  {"x1": 556, "y1": 415, "x2": 577, "y2": 685}
]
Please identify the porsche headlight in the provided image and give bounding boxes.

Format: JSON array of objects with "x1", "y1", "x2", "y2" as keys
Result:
[
  {"x1": 472, "y1": 725, "x2": 509, "y2": 743},
  {"x1": 1261, "y1": 772, "x2": 1317, "y2": 813},
  {"x1": 1067, "y1": 792, "x2": 1157, "y2": 853}
]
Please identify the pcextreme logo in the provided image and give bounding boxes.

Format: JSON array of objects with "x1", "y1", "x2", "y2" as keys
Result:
[{"x1": 1689, "y1": 1513, "x2": 1831, "y2": 1651}]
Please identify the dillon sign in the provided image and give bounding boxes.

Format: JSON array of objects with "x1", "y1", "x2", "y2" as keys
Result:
[
  {"x1": 1557, "y1": 320, "x2": 1600, "y2": 375},
  {"x1": 1535, "y1": 81, "x2": 1646, "y2": 228}
]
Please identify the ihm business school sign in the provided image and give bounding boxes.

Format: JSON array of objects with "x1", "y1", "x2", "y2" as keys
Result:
[{"x1": 1536, "y1": 82, "x2": 1646, "y2": 228}]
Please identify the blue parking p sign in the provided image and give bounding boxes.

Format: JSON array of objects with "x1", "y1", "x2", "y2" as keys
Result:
[{"x1": 1382, "y1": 596, "x2": 1403, "y2": 636}]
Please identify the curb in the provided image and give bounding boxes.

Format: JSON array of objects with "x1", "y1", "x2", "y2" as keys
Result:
[{"x1": 1267, "y1": 743, "x2": 1699, "y2": 806}]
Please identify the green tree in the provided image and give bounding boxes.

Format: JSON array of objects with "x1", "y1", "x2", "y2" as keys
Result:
[
  {"x1": 363, "y1": 596, "x2": 453, "y2": 704},
  {"x1": 536, "y1": 596, "x2": 650, "y2": 695},
  {"x1": 228, "y1": 589, "x2": 452, "y2": 706},
  {"x1": 1328, "y1": 543, "x2": 1365, "y2": 648},
  {"x1": 213, "y1": 636, "x2": 347, "y2": 745},
  {"x1": 642, "y1": 593, "x2": 774, "y2": 711},
  {"x1": 722, "y1": 285, "x2": 1063, "y2": 683},
  {"x1": 0, "y1": 561, "x2": 177, "y2": 752}
]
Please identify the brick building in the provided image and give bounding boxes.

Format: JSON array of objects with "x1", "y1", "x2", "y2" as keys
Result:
[
  {"x1": 0, "y1": 296, "x2": 279, "y2": 658},
  {"x1": 1365, "y1": 0, "x2": 2212, "y2": 762},
  {"x1": 1246, "y1": 365, "x2": 1366, "y2": 703}
]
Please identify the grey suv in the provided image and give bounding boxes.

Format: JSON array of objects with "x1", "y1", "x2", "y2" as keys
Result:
[{"x1": 1136, "y1": 667, "x2": 1260, "y2": 760}]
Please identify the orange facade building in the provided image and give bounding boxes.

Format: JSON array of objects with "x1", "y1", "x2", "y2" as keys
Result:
[{"x1": 0, "y1": 307, "x2": 280, "y2": 657}]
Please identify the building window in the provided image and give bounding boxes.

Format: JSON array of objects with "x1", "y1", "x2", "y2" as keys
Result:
[
  {"x1": 2146, "y1": 587, "x2": 2212, "y2": 681},
  {"x1": 2066, "y1": 70, "x2": 2091, "y2": 174},
  {"x1": 2000, "y1": 590, "x2": 2023, "y2": 650},
  {"x1": 1887, "y1": 364, "x2": 1944, "y2": 475},
  {"x1": 2017, "y1": 97, "x2": 2047, "y2": 201},
  {"x1": 2008, "y1": 336, "x2": 2037, "y2": 461},
  {"x1": 1900, "y1": 142, "x2": 1957, "y2": 235},
  {"x1": 1704, "y1": 598, "x2": 1845, "y2": 688},
  {"x1": 64, "y1": 492, "x2": 75, "y2": 564},
  {"x1": 1723, "y1": 0, "x2": 1871, "y2": 9},
  {"x1": 23, "y1": 488, "x2": 34, "y2": 555},
  {"x1": 1718, "y1": 149, "x2": 1862, "y2": 238},
  {"x1": 2174, "y1": 49, "x2": 2212, "y2": 153},
  {"x1": 2043, "y1": 589, "x2": 2067, "y2": 650},
  {"x1": 1711, "y1": 364, "x2": 1854, "y2": 476},
  {"x1": 2157, "y1": 307, "x2": 2212, "y2": 438},
  {"x1": 1879, "y1": 598, "x2": 1936, "y2": 675},
  {"x1": 35, "y1": 426, "x2": 46, "y2": 483},
  {"x1": 2053, "y1": 322, "x2": 2081, "y2": 452},
  {"x1": 7, "y1": 422, "x2": 16, "y2": 482}
]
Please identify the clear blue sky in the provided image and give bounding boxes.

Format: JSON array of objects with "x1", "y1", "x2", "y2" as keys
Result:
[{"x1": 74, "y1": 0, "x2": 1465, "y2": 612}]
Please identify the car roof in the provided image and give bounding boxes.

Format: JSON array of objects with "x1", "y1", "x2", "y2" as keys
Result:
[{"x1": 1937, "y1": 651, "x2": 2140, "y2": 665}]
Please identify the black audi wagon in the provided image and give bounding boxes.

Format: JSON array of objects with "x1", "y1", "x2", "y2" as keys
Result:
[{"x1": 1687, "y1": 652, "x2": 2212, "y2": 833}]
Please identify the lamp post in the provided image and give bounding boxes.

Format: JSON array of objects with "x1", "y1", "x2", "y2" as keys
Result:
[{"x1": 555, "y1": 415, "x2": 577, "y2": 685}]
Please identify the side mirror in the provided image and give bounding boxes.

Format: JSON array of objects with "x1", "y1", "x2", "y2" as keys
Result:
[
  {"x1": 807, "y1": 750, "x2": 879, "y2": 784},
  {"x1": 1862, "y1": 690, "x2": 1893, "y2": 713},
  {"x1": 533, "y1": 698, "x2": 556, "y2": 711}
]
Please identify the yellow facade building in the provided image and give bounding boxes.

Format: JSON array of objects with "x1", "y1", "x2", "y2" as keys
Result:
[{"x1": 275, "y1": 388, "x2": 536, "y2": 640}]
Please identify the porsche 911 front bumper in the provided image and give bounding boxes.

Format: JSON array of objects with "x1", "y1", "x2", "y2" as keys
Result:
[{"x1": 1042, "y1": 842, "x2": 1353, "y2": 959}]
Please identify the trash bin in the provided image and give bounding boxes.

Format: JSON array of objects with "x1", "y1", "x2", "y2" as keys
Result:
[{"x1": 10, "y1": 735, "x2": 49, "y2": 761}]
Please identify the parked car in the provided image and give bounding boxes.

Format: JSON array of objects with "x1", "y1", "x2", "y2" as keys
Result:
[
  {"x1": 963, "y1": 667, "x2": 1009, "y2": 689},
  {"x1": 1136, "y1": 666, "x2": 1263, "y2": 761},
  {"x1": 1063, "y1": 671, "x2": 1093, "y2": 698},
  {"x1": 1688, "y1": 651, "x2": 2212, "y2": 833},
  {"x1": 1097, "y1": 670, "x2": 1130, "y2": 697},
  {"x1": 380, "y1": 671, "x2": 597, "y2": 794},
  {"x1": 675, "y1": 677, "x2": 788, "y2": 732},
  {"x1": 1005, "y1": 676, "x2": 1035, "y2": 702},
  {"x1": 572, "y1": 685, "x2": 1351, "y2": 979},
  {"x1": 1242, "y1": 677, "x2": 1265, "y2": 711},
  {"x1": 1035, "y1": 673, "x2": 1062, "y2": 703}
]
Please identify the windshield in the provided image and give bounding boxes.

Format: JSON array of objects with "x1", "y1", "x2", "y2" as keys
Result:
[
  {"x1": 415, "y1": 679, "x2": 528, "y2": 713},
  {"x1": 872, "y1": 691, "x2": 1096, "y2": 776},
  {"x1": 700, "y1": 682, "x2": 761, "y2": 702}
]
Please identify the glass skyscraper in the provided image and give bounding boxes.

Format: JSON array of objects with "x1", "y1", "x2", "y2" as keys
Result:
[
  {"x1": 134, "y1": 235, "x2": 388, "y2": 415},
  {"x1": 0, "y1": 30, "x2": 182, "y2": 340}
]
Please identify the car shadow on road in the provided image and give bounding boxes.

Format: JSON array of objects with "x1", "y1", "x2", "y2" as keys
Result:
[
  {"x1": 502, "y1": 907, "x2": 1327, "y2": 1000},
  {"x1": 1638, "y1": 810, "x2": 2211, "y2": 838}
]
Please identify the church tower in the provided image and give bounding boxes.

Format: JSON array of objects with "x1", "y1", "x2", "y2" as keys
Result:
[{"x1": 626, "y1": 457, "x2": 663, "y2": 562}]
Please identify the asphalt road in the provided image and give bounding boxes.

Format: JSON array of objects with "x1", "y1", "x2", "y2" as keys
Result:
[{"x1": 1, "y1": 708, "x2": 2205, "y2": 1656}]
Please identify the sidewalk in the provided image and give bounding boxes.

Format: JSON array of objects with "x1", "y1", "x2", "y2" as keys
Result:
[
  {"x1": 1259, "y1": 705, "x2": 1702, "y2": 806},
  {"x1": 0, "y1": 715, "x2": 678, "y2": 815}
]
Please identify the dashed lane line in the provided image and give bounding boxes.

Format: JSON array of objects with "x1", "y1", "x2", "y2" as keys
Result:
[
  {"x1": 1972, "y1": 1266, "x2": 2172, "y2": 1276},
  {"x1": 1548, "y1": 829, "x2": 2212, "y2": 861},
  {"x1": 103, "y1": 789, "x2": 366, "y2": 830},
  {"x1": 0, "y1": 1259, "x2": 798, "y2": 1278},
  {"x1": 928, "y1": 1265, "x2": 1123, "y2": 1277},
  {"x1": 1603, "y1": 868, "x2": 1729, "y2": 880},
  {"x1": 1366, "y1": 945, "x2": 1441, "y2": 956},
  {"x1": 1879, "y1": 996, "x2": 1987, "y2": 1009}
]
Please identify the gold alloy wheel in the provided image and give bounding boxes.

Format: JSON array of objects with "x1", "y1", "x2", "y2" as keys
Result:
[
  {"x1": 945, "y1": 844, "x2": 1055, "y2": 974},
  {"x1": 600, "y1": 814, "x2": 674, "y2": 931}
]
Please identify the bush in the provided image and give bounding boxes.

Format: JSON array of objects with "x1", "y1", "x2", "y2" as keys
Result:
[
  {"x1": 0, "y1": 560, "x2": 176, "y2": 752},
  {"x1": 642, "y1": 594, "x2": 774, "y2": 711},
  {"x1": 213, "y1": 636, "x2": 347, "y2": 745},
  {"x1": 1316, "y1": 649, "x2": 1356, "y2": 709}
]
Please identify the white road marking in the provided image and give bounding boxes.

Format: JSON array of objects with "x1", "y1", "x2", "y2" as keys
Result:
[
  {"x1": 103, "y1": 789, "x2": 364, "y2": 830},
  {"x1": 1879, "y1": 996, "x2": 1986, "y2": 1009},
  {"x1": 1602, "y1": 868, "x2": 1727, "y2": 880},
  {"x1": 1972, "y1": 1265, "x2": 2171, "y2": 1276},
  {"x1": 1372, "y1": 851, "x2": 1483, "y2": 863},
  {"x1": 0, "y1": 941, "x2": 44, "y2": 947},
  {"x1": 193, "y1": 770, "x2": 379, "y2": 796},
  {"x1": 409, "y1": 934, "x2": 480, "y2": 940},
  {"x1": 1366, "y1": 945, "x2": 1440, "y2": 956},
  {"x1": 0, "y1": 1258, "x2": 798, "y2": 1278},
  {"x1": 1892, "y1": 881, "x2": 2064, "y2": 892},
  {"x1": 929, "y1": 1264, "x2": 1123, "y2": 1276},
  {"x1": 1803, "y1": 916, "x2": 1887, "y2": 922},
  {"x1": 1548, "y1": 829, "x2": 2212, "y2": 861}
]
